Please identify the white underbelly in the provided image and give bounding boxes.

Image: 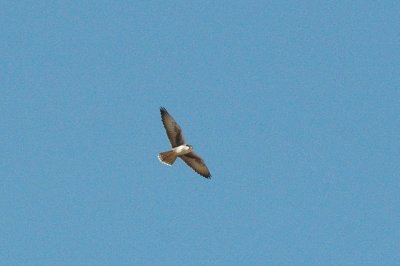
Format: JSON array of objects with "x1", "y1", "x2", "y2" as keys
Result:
[{"x1": 173, "y1": 145, "x2": 191, "y2": 155}]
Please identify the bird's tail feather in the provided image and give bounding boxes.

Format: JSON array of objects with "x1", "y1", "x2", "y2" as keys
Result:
[{"x1": 158, "y1": 150, "x2": 177, "y2": 165}]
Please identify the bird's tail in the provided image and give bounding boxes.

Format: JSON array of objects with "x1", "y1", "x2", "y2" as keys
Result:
[{"x1": 158, "y1": 150, "x2": 178, "y2": 165}]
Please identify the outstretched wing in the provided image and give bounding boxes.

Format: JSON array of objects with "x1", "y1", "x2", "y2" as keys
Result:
[
  {"x1": 160, "y1": 107, "x2": 185, "y2": 148},
  {"x1": 180, "y1": 152, "x2": 211, "y2": 179}
]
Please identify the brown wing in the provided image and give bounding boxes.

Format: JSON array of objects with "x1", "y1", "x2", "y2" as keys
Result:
[
  {"x1": 160, "y1": 107, "x2": 185, "y2": 148},
  {"x1": 180, "y1": 152, "x2": 211, "y2": 179}
]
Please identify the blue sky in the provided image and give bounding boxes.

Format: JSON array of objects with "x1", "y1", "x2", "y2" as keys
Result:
[{"x1": 1, "y1": 1, "x2": 399, "y2": 265}]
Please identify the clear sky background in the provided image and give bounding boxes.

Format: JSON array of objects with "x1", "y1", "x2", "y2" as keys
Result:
[{"x1": 1, "y1": 1, "x2": 399, "y2": 265}]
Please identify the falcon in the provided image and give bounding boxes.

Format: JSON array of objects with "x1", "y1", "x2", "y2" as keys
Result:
[{"x1": 158, "y1": 107, "x2": 211, "y2": 179}]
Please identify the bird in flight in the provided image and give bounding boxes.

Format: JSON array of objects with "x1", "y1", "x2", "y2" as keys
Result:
[{"x1": 158, "y1": 107, "x2": 211, "y2": 179}]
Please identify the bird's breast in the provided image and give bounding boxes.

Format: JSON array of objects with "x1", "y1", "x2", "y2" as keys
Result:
[{"x1": 173, "y1": 145, "x2": 191, "y2": 155}]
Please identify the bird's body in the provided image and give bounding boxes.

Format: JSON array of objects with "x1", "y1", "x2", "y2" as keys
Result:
[
  {"x1": 173, "y1": 144, "x2": 193, "y2": 155},
  {"x1": 158, "y1": 144, "x2": 193, "y2": 166},
  {"x1": 158, "y1": 107, "x2": 211, "y2": 179}
]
